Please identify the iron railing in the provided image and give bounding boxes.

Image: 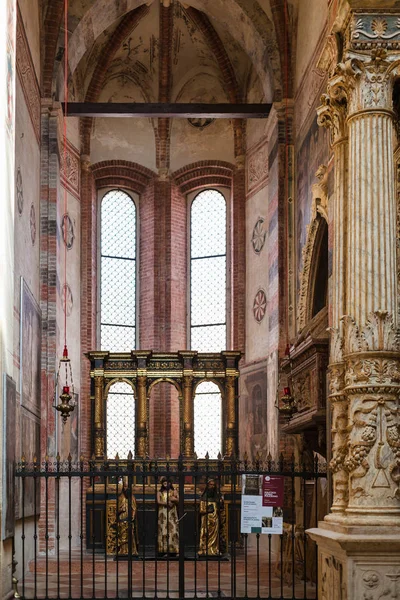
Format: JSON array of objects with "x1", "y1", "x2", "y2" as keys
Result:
[{"x1": 15, "y1": 455, "x2": 327, "y2": 600}]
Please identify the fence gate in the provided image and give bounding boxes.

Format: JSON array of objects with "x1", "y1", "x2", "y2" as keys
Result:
[{"x1": 15, "y1": 456, "x2": 326, "y2": 600}]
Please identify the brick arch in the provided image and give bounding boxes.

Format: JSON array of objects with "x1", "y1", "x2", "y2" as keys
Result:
[
  {"x1": 172, "y1": 161, "x2": 234, "y2": 195},
  {"x1": 42, "y1": 0, "x2": 65, "y2": 97},
  {"x1": 91, "y1": 160, "x2": 156, "y2": 195}
]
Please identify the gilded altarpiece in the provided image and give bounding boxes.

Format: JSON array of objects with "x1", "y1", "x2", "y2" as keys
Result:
[{"x1": 86, "y1": 351, "x2": 241, "y2": 460}]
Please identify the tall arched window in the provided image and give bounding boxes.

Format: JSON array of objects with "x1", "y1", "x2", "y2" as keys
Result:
[
  {"x1": 194, "y1": 381, "x2": 222, "y2": 459},
  {"x1": 100, "y1": 189, "x2": 137, "y2": 351},
  {"x1": 106, "y1": 381, "x2": 135, "y2": 458},
  {"x1": 190, "y1": 189, "x2": 227, "y2": 352}
]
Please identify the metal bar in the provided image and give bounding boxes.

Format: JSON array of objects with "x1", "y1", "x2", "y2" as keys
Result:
[
  {"x1": 100, "y1": 322, "x2": 136, "y2": 329},
  {"x1": 244, "y1": 534, "x2": 248, "y2": 598},
  {"x1": 154, "y1": 464, "x2": 158, "y2": 599},
  {"x1": 69, "y1": 457, "x2": 72, "y2": 600},
  {"x1": 56, "y1": 458, "x2": 60, "y2": 600},
  {"x1": 178, "y1": 457, "x2": 185, "y2": 600},
  {"x1": 191, "y1": 253, "x2": 226, "y2": 261},
  {"x1": 45, "y1": 459, "x2": 49, "y2": 600},
  {"x1": 61, "y1": 102, "x2": 272, "y2": 119},
  {"x1": 104, "y1": 465, "x2": 108, "y2": 599},
  {"x1": 268, "y1": 533, "x2": 272, "y2": 599},
  {"x1": 303, "y1": 474, "x2": 307, "y2": 600},
  {"x1": 291, "y1": 461, "x2": 296, "y2": 600},
  {"x1": 315, "y1": 460, "x2": 319, "y2": 599},
  {"x1": 80, "y1": 460, "x2": 84, "y2": 600},
  {"x1": 128, "y1": 469, "x2": 133, "y2": 600},
  {"x1": 191, "y1": 322, "x2": 226, "y2": 329},
  {"x1": 34, "y1": 467, "x2": 37, "y2": 600},
  {"x1": 115, "y1": 463, "x2": 120, "y2": 600},
  {"x1": 142, "y1": 458, "x2": 146, "y2": 599},
  {"x1": 101, "y1": 254, "x2": 136, "y2": 262},
  {"x1": 194, "y1": 461, "x2": 198, "y2": 598},
  {"x1": 21, "y1": 473, "x2": 25, "y2": 600},
  {"x1": 92, "y1": 471, "x2": 96, "y2": 600},
  {"x1": 217, "y1": 458, "x2": 222, "y2": 599}
]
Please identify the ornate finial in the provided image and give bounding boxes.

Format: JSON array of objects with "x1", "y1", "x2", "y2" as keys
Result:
[{"x1": 127, "y1": 450, "x2": 133, "y2": 460}]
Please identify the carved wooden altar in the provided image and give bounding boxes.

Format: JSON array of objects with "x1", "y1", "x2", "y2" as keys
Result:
[{"x1": 86, "y1": 351, "x2": 241, "y2": 458}]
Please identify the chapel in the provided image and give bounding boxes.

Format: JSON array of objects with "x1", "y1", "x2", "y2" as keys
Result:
[{"x1": 0, "y1": 1, "x2": 399, "y2": 599}]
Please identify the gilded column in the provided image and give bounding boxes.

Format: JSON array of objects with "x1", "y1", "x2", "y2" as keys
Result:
[
  {"x1": 94, "y1": 375, "x2": 105, "y2": 458},
  {"x1": 182, "y1": 375, "x2": 194, "y2": 457},
  {"x1": 225, "y1": 375, "x2": 237, "y2": 457},
  {"x1": 136, "y1": 375, "x2": 148, "y2": 458}
]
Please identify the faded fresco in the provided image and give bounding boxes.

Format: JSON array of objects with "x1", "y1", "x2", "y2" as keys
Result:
[
  {"x1": 2, "y1": 375, "x2": 16, "y2": 540},
  {"x1": 21, "y1": 408, "x2": 40, "y2": 517},
  {"x1": 241, "y1": 368, "x2": 268, "y2": 460},
  {"x1": 296, "y1": 116, "x2": 329, "y2": 294},
  {"x1": 20, "y1": 277, "x2": 41, "y2": 416}
]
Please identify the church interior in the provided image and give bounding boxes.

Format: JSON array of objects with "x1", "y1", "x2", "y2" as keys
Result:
[{"x1": 1, "y1": 0, "x2": 400, "y2": 598}]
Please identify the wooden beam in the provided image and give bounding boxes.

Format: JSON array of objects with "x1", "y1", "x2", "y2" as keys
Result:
[{"x1": 61, "y1": 102, "x2": 271, "y2": 119}]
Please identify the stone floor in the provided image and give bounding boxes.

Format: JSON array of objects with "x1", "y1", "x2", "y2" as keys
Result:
[{"x1": 19, "y1": 545, "x2": 317, "y2": 599}]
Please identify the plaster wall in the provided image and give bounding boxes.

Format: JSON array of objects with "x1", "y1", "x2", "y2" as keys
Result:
[
  {"x1": 295, "y1": 0, "x2": 328, "y2": 90},
  {"x1": 56, "y1": 187, "x2": 81, "y2": 461},
  {"x1": 17, "y1": 0, "x2": 40, "y2": 81},
  {"x1": 170, "y1": 72, "x2": 234, "y2": 172},
  {"x1": 91, "y1": 79, "x2": 157, "y2": 171},
  {"x1": 245, "y1": 186, "x2": 269, "y2": 362}
]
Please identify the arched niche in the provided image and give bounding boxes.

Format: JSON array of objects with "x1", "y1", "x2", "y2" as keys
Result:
[
  {"x1": 193, "y1": 379, "x2": 223, "y2": 459},
  {"x1": 297, "y1": 165, "x2": 329, "y2": 333},
  {"x1": 148, "y1": 379, "x2": 181, "y2": 459},
  {"x1": 104, "y1": 378, "x2": 136, "y2": 459}
]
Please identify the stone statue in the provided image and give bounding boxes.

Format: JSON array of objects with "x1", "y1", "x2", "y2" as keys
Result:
[
  {"x1": 198, "y1": 479, "x2": 226, "y2": 556},
  {"x1": 157, "y1": 476, "x2": 179, "y2": 556}
]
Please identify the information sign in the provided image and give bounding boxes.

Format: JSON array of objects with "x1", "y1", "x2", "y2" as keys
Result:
[{"x1": 240, "y1": 474, "x2": 284, "y2": 535}]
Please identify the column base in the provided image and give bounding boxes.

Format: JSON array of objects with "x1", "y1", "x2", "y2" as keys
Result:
[{"x1": 307, "y1": 522, "x2": 400, "y2": 599}]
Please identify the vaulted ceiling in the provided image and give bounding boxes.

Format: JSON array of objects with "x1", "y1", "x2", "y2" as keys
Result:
[{"x1": 42, "y1": 0, "x2": 297, "y2": 171}]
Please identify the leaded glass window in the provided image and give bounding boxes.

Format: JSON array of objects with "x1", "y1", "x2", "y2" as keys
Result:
[
  {"x1": 100, "y1": 189, "x2": 136, "y2": 351},
  {"x1": 194, "y1": 381, "x2": 222, "y2": 459},
  {"x1": 190, "y1": 189, "x2": 227, "y2": 352},
  {"x1": 106, "y1": 381, "x2": 135, "y2": 458}
]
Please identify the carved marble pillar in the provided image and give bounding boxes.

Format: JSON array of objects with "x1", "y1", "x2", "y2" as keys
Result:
[
  {"x1": 94, "y1": 375, "x2": 105, "y2": 458},
  {"x1": 136, "y1": 375, "x2": 148, "y2": 458},
  {"x1": 308, "y1": 35, "x2": 400, "y2": 599},
  {"x1": 318, "y1": 73, "x2": 350, "y2": 516}
]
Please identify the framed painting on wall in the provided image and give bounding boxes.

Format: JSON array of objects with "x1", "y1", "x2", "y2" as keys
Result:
[
  {"x1": 20, "y1": 408, "x2": 41, "y2": 517},
  {"x1": 2, "y1": 374, "x2": 16, "y2": 540},
  {"x1": 20, "y1": 277, "x2": 42, "y2": 417}
]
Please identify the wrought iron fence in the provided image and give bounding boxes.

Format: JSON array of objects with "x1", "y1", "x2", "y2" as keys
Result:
[{"x1": 15, "y1": 455, "x2": 327, "y2": 600}]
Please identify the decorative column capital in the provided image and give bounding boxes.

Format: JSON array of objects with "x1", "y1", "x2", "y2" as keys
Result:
[{"x1": 317, "y1": 71, "x2": 349, "y2": 145}]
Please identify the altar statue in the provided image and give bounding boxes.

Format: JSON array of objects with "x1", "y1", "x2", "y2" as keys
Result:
[
  {"x1": 157, "y1": 476, "x2": 179, "y2": 555},
  {"x1": 116, "y1": 478, "x2": 138, "y2": 556},
  {"x1": 198, "y1": 479, "x2": 226, "y2": 556}
]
